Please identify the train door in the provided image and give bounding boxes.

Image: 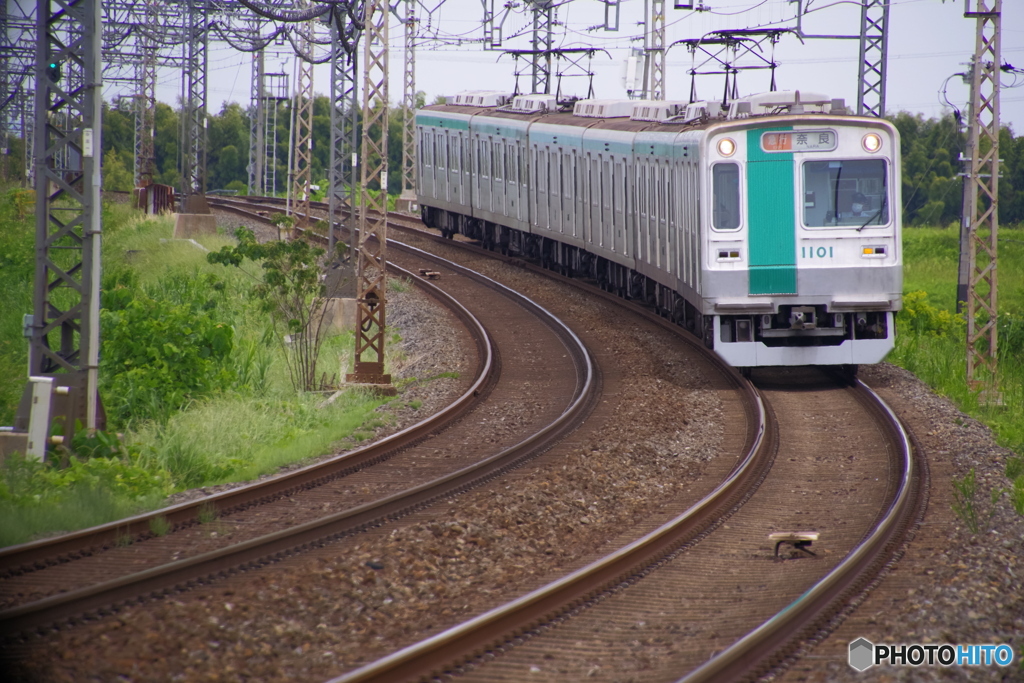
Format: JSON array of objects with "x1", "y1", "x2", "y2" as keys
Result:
[
  {"x1": 480, "y1": 136, "x2": 492, "y2": 213},
  {"x1": 623, "y1": 158, "x2": 634, "y2": 258},
  {"x1": 667, "y1": 160, "x2": 679, "y2": 277},
  {"x1": 663, "y1": 160, "x2": 671, "y2": 274},
  {"x1": 492, "y1": 138, "x2": 504, "y2": 215},
  {"x1": 507, "y1": 138, "x2": 520, "y2": 221},
  {"x1": 449, "y1": 133, "x2": 461, "y2": 204},
  {"x1": 419, "y1": 127, "x2": 433, "y2": 199},
  {"x1": 563, "y1": 150, "x2": 574, "y2": 239},
  {"x1": 613, "y1": 157, "x2": 626, "y2": 254},
  {"x1": 437, "y1": 132, "x2": 449, "y2": 202},
  {"x1": 598, "y1": 157, "x2": 606, "y2": 248},
  {"x1": 533, "y1": 147, "x2": 545, "y2": 229},
  {"x1": 746, "y1": 127, "x2": 797, "y2": 295},
  {"x1": 550, "y1": 149, "x2": 561, "y2": 234}
]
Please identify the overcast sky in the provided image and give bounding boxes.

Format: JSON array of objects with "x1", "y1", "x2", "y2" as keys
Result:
[{"x1": 127, "y1": 0, "x2": 1024, "y2": 133}]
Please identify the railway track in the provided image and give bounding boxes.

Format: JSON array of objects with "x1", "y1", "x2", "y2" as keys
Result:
[
  {"x1": 0, "y1": 235, "x2": 597, "y2": 641},
  {"x1": 6, "y1": 196, "x2": 925, "y2": 682},
  {"x1": 210, "y1": 197, "x2": 924, "y2": 683}
]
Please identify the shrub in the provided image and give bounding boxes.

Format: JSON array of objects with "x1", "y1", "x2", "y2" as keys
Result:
[
  {"x1": 207, "y1": 227, "x2": 334, "y2": 392},
  {"x1": 100, "y1": 295, "x2": 235, "y2": 425},
  {"x1": 899, "y1": 290, "x2": 966, "y2": 337}
]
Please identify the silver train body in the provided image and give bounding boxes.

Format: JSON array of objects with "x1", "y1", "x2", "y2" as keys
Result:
[{"x1": 415, "y1": 91, "x2": 902, "y2": 368}]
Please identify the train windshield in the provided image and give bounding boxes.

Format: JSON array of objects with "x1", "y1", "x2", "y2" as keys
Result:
[{"x1": 802, "y1": 159, "x2": 888, "y2": 228}]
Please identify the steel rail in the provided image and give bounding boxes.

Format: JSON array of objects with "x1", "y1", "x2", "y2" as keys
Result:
[
  {"x1": 329, "y1": 378, "x2": 766, "y2": 683},
  {"x1": 0, "y1": 262, "x2": 492, "y2": 580},
  {"x1": 239, "y1": 196, "x2": 920, "y2": 683},
  {"x1": 678, "y1": 378, "x2": 917, "y2": 683},
  {"x1": 1, "y1": 250, "x2": 597, "y2": 640}
]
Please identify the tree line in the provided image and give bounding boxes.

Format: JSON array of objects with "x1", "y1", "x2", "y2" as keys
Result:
[
  {"x1": 892, "y1": 111, "x2": 1024, "y2": 227},
  {"x1": 99, "y1": 93, "x2": 429, "y2": 198}
]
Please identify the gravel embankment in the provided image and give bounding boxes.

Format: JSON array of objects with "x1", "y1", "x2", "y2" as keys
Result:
[
  {"x1": 9, "y1": 253, "x2": 734, "y2": 682},
  {"x1": 778, "y1": 362, "x2": 1024, "y2": 682}
]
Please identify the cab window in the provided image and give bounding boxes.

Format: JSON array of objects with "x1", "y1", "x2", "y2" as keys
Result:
[
  {"x1": 803, "y1": 159, "x2": 888, "y2": 227},
  {"x1": 712, "y1": 162, "x2": 740, "y2": 230}
]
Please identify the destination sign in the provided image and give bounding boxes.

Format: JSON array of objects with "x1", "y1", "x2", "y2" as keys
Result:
[{"x1": 761, "y1": 130, "x2": 837, "y2": 153}]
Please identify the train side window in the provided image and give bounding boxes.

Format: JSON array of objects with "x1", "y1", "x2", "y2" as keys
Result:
[
  {"x1": 712, "y1": 162, "x2": 741, "y2": 231},
  {"x1": 450, "y1": 136, "x2": 460, "y2": 172}
]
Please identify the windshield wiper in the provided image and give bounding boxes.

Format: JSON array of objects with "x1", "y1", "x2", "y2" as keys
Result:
[{"x1": 857, "y1": 193, "x2": 887, "y2": 231}]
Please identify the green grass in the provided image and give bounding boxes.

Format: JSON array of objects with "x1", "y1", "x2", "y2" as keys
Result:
[
  {"x1": 0, "y1": 485, "x2": 169, "y2": 548},
  {"x1": 0, "y1": 193, "x2": 410, "y2": 545},
  {"x1": 891, "y1": 225, "x2": 1024, "y2": 458}
]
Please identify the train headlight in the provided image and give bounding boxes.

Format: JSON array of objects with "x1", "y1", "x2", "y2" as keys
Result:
[
  {"x1": 862, "y1": 133, "x2": 882, "y2": 153},
  {"x1": 717, "y1": 138, "x2": 736, "y2": 157}
]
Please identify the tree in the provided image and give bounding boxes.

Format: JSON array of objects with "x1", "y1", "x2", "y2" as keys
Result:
[
  {"x1": 207, "y1": 228, "x2": 335, "y2": 392},
  {"x1": 102, "y1": 148, "x2": 134, "y2": 192}
]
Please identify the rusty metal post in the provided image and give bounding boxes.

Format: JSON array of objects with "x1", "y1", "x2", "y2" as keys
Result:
[
  {"x1": 963, "y1": 0, "x2": 1001, "y2": 393},
  {"x1": 346, "y1": 0, "x2": 394, "y2": 392}
]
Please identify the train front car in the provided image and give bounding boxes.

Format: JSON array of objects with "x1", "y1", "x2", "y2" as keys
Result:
[{"x1": 701, "y1": 99, "x2": 902, "y2": 369}]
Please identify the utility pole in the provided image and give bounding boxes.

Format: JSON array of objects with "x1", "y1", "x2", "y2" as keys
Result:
[
  {"x1": 398, "y1": 2, "x2": 417, "y2": 212},
  {"x1": 961, "y1": 0, "x2": 1001, "y2": 393},
  {"x1": 528, "y1": 0, "x2": 554, "y2": 94},
  {"x1": 247, "y1": 36, "x2": 264, "y2": 195},
  {"x1": 181, "y1": 0, "x2": 208, "y2": 208},
  {"x1": 648, "y1": 0, "x2": 666, "y2": 100},
  {"x1": 293, "y1": 8, "x2": 315, "y2": 229},
  {"x1": 18, "y1": 0, "x2": 105, "y2": 454},
  {"x1": 134, "y1": 0, "x2": 159, "y2": 187},
  {"x1": 327, "y1": 7, "x2": 359, "y2": 267},
  {"x1": 791, "y1": 0, "x2": 889, "y2": 117},
  {"x1": 346, "y1": 0, "x2": 394, "y2": 392},
  {"x1": 856, "y1": 0, "x2": 889, "y2": 117}
]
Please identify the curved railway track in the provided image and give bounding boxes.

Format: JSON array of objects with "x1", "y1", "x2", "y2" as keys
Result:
[
  {"x1": 0, "y1": 237, "x2": 597, "y2": 641},
  {"x1": 210, "y1": 196, "x2": 925, "y2": 683},
  {"x1": 9, "y1": 195, "x2": 926, "y2": 683}
]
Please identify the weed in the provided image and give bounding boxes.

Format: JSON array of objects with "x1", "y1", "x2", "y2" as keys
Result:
[
  {"x1": 149, "y1": 516, "x2": 171, "y2": 537},
  {"x1": 1007, "y1": 456, "x2": 1024, "y2": 483},
  {"x1": 1012, "y1": 478, "x2": 1024, "y2": 516},
  {"x1": 409, "y1": 400, "x2": 423, "y2": 410},
  {"x1": 951, "y1": 469, "x2": 982, "y2": 533},
  {"x1": 198, "y1": 502, "x2": 218, "y2": 524},
  {"x1": 115, "y1": 531, "x2": 134, "y2": 548}
]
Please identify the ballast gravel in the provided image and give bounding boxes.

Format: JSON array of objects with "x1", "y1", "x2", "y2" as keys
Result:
[
  {"x1": 8, "y1": 245, "x2": 1024, "y2": 682},
  {"x1": 8, "y1": 245, "x2": 729, "y2": 682},
  {"x1": 777, "y1": 362, "x2": 1024, "y2": 683}
]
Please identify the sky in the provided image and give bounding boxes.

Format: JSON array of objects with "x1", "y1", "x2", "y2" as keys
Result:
[{"x1": 117, "y1": 0, "x2": 1024, "y2": 134}]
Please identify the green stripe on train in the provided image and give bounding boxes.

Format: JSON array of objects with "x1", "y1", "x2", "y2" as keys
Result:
[{"x1": 746, "y1": 126, "x2": 796, "y2": 295}]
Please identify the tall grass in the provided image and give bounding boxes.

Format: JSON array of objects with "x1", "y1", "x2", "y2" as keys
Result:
[
  {"x1": 892, "y1": 225, "x2": 1024, "y2": 457},
  {"x1": 1, "y1": 201, "x2": 401, "y2": 545}
]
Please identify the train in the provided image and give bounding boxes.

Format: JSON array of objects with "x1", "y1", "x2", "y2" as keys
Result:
[{"x1": 414, "y1": 89, "x2": 902, "y2": 371}]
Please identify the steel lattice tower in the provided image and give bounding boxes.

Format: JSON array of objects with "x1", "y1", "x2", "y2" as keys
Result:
[
  {"x1": 649, "y1": 0, "x2": 666, "y2": 100},
  {"x1": 963, "y1": 0, "x2": 1001, "y2": 391},
  {"x1": 856, "y1": 0, "x2": 889, "y2": 117},
  {"x1": 133, "y1": 0, "x2": 159, "y2": 187},
  {"x1": 327, "y1": 8, "x2": 359, "y2": 266},
  {"x1": 293, "y1": 13, "x2": 315, "y2": 229},
  {"x1": 182, "y1": 0, "x2": 208, "y2": 203},
  {"x1": 247, "y1": 30, "x2": 263, "y2": 195},
  {"x1": 346, "y1": 0, "x2": 393, "y2": 390},
  {"x1": 27, "y1": 0, "x2": 104, "y2": 431},
  {"x1": 529, "y1": 0, "x2": 554, "y2": 94},
  {"x1": 400, "y1": 3, "x2": 416, "y2": 202}
]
